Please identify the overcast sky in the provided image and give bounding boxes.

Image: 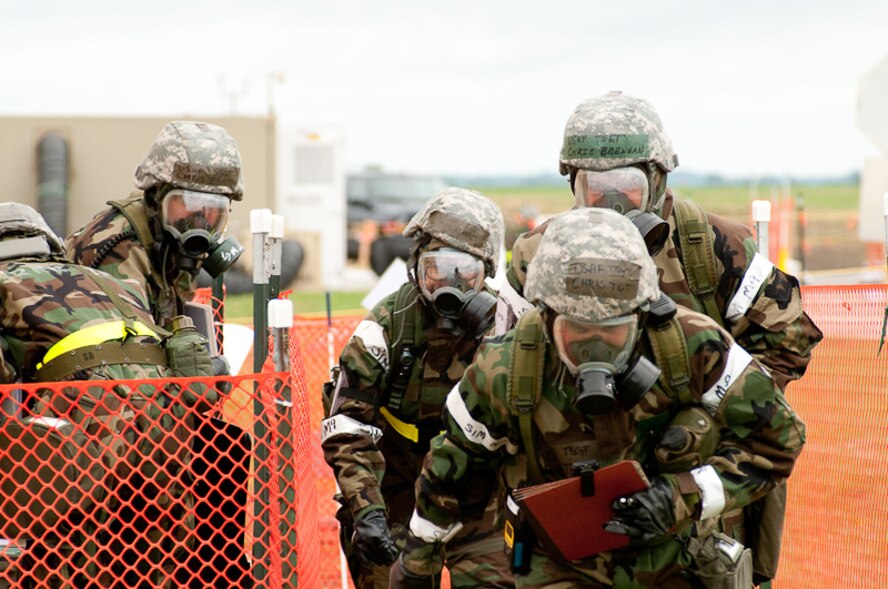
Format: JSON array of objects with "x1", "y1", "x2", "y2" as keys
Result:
[{"x1": 3, "y1": 0, "x2": 887, "y2": 179}]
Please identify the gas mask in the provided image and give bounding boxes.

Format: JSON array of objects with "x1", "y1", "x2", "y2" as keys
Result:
[
  {"x1": 573, "y1": 167, "x2": 669, "y2": 256},
  {"x1": 203, "y1": 235, "x2": 245, "y2": 278},
  {"x1": 417, "y1": 248, "x2": 495, "y2": 337},
  {"x1": 160, "y1": 189, "x2": 231, "y2": 273},
  {"x1": 552, "y1": 313, "x2": 660, "y2": 415}
]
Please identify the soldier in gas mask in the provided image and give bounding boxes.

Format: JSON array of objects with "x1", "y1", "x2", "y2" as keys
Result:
[
  {"x1": 322, "y1": 187, "x2": 514, "y2": 589},
  {"x1": 67, "y1": 120, "x2": 245, "y2": 330},
  {"x1": 65, "y1": 121, "x2": 246, "y2": 582},
  {"x1": 0, "y1": 203, "x2": 217, "y2": 587},
  {"x1": 500, "y1": 92, "x2": 822, "y2": 585},
  {"x1": 393, "y1": 207, "x2": 806, "y2": 588}
]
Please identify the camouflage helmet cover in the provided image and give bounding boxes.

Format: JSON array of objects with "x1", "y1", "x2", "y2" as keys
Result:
[
  {"x1": 403, "y1": 187, "x2": 504, "y2": 275},
  {"x1": 0, "y1": 202, "x2": 66, "y2": 256},
  {"x1": 134, "y1": 121, "x2": 244, "y2": 200},
  {"x1": 559, "y1": 91, "x2": 678, "y2": 175},
  {"x1": 525, "y1": 207, "x2": 659, "y2": 320}
]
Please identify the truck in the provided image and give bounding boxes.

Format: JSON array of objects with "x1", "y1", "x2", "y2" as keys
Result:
[{"x1": 345, "y1": 171, "x2": 448, "y2": 275}]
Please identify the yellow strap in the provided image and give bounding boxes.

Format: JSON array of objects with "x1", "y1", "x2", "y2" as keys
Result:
[
  {"x1": 37, "y1": 320, "x2": 159, "y2": 369},
  {"x1": 379, "y1": 406, "x2": 419, "y2": 443}
]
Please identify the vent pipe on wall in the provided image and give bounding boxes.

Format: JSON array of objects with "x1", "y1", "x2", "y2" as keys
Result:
[{"x1": 36, "y1": 133, "x2": 69, "y2": 238}]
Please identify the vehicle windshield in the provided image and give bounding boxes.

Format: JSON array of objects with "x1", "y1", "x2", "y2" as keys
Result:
[{"x1": 348, "y1": 175, "x2": 447, "y2": 203}]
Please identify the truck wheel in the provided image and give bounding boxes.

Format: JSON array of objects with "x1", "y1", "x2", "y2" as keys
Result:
[{"x1": 370, "y1": 236, "x2": 412, "y2": 275}]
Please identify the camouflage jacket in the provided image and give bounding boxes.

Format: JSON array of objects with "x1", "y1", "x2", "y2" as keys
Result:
[
  {"x1": 404, "y1": 305, "x2": 806, "y2": 580},
  {"x1": 66, "y1": 195, "x2": 196, "y2": 329},
  {"x1": 0, "y1": 258, "x2": 205, "y2": 567},
  {"x1": 0, "y1": 260, "x2": 168, "y2": 384},
  {"x1": 506, "y1": 191, "x2": 823, "y2": 390},
  {"x1": 321, "y1": 285, "x2": 485, "y2": 520}
]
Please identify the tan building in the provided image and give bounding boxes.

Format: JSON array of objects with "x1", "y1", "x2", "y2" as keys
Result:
[
  {"x1": 0, "y1": 116, "x2": 335, "y2": 288},
  {"x1": 0, "y1": 115, "x2": 275, "y2": 240}
]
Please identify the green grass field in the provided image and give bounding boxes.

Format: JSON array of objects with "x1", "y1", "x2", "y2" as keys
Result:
[
  {"x1": 480, "y1": 182, "x2": 859, "y2": 217},
  {"x1": 222, "y1": 290, "x2": 368, "y2": 320},
  {"x1": 221, "y1": 181, "x2": 859, "y2": 318}
]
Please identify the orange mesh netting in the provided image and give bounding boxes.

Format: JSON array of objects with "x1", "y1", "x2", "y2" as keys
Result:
[
  {"x1": 0, "y1": 319, "x2": 320, "y2": 588},
  {"x1": 775, "y1": 285, "x2": 888, "y2": 587},
  {"x1": 293, "y1": 286, "x2": 888, "y2": 587},
  {"x1": 3, "y1": 285, "x2": 886, "y2": 587}
]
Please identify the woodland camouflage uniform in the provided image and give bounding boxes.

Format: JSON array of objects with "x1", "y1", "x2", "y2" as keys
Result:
[
  {"x1": 502, "y1": 93, "x2": 822, "y2": 584},
  {"x1": 399, "y1": 209, "x2": 806, "y2": 588},
  {"x1": 322, "y1": 188, "x2": 514, "y2": 588},
  {"x1": 66, "y1": 120, "x2": 244, "y2": 329},
  {"x1": 0, "y1": 204, "x2": 213, "y2": 587},
  {"x1": 507, "y1": 188, "x2": 822, "y2": 391}
]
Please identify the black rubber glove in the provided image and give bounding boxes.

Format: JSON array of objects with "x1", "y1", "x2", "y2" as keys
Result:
[
  {"x1": 604, "y1": 476, "x2": 677, "y2": 545},
  {"x1": 352, "y1": 509, "x2": 400, "y2": 567},
  {"x1": 389, "y1": 557, "x2": 440, "y2": 589}
]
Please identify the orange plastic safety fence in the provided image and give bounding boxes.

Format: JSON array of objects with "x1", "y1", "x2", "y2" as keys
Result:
[
  {"x1": 292, "y1": 316, "x2": 363, "y2": 589},
  {"x1": 775, "y1": 285, "x2": 888, "y2": 588},
  {"x1": 7, "y1": 283, "x2": 882, "y2": 588},
  {"x1": 0, "y1": 338, "x2": 320, "y2": 588},
  {"x1": 292, "y1": 285, "x2": 888, "y2": 587}
]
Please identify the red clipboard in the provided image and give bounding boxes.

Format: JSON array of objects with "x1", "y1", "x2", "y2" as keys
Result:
[{"x1": 512, "y1": 460, "x2": 650, "y2": 561}]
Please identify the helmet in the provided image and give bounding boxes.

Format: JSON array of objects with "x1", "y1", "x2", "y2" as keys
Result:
[
  {"x1": 403, "y1": 187, "x2": 504, "y2": 276},
  {"x1": 559, "y1": 91, "x2": 678, "y2": 176},
  {"x1": 134, "y1": 121, "x2": 244, "y2": 200},
  {"x1": 0, "y1": 203, "x2": 66, "y2": 258},
  {"x1": 525, "y1": 207, "x2": 659, "y2": 321}
]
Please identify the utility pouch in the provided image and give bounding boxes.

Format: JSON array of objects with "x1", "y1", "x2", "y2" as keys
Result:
[
  {"x1": 322, "y1": 366, "x2": 341, "y2": 418},
  {"x1": 164, "y1": 315, "x2": 216, "y2": 406},
  {"x1": 504, "y1": 494, "x2": 534, "y2": 575},
  {"x1": 688, "y1": 532, "x2": 753, "y2": 589}
]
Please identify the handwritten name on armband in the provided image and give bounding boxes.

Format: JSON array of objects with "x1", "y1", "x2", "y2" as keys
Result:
[
  {"x1": 726, "y1": 253, "x2": 775, "y2": 321},
  {"x1": 701, "y1": 343, "x2": 753, "y2": 415},
  {"x1": 353, "y1": 320, "x2": 389, "y2": 370},
  {"x1": 495, "y1": 280, "x2": 534, "y2": 335},
  {"x1": 321, "y1": 414, "x2": 383, "y2": 444},
  {"x1": 445, "y1": 387, "x2": 518, "y2": 454}
]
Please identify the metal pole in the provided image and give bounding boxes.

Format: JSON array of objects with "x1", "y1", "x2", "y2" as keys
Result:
[
  {"x1": 252, "y1": 209, "x2": 272, "y2": 372},
  {"x1": 269, "y1": 214, "x2": 284, "y2": 300},
  {"x1": 270, "y1": 299, "x2": 292, "y2": 374},
  {"x1": 269, "y1": 298, "x2": 297, "y2": 586},
  {"x1": 326, "y1": 292, "x2": 336, "y2": 374},
  {"x1": 752, "y1": 200, "x2": 771, "y2": 259},
  {"x1": 325, "y1": 292, "x2": 351, "y2": 589},
  {"x1": 250, "y1": 208, "x2": 272, "y2": 586},
  {"x1": 879, "y1": 193, "x2": 888, "y2": 355},
  {"x1": 795, "y1": 197, "x2": 806, "y2": 281},
  {"x1": 212, "y1": 274, "x2": 225, "y2": 355},
  {"x1": 883, "y1": 193, "x2": 888, "y2": 272}
]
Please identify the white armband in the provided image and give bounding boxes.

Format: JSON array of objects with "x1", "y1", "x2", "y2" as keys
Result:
[
  {"x1": 726, "y1": 253, "x2": 774, "y2": 321},
  {"x1": 320, "y1": 414, "x2": 383, "y2": 444}
]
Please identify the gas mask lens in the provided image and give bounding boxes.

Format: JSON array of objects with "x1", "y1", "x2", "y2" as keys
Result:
[
  {"x1": 418, "y1": 249, "x2": 485, "y2": 301},
  {"x1": 552, "y1": 314, "x2": 638, "y2": 376},
  {"x1": 161, "y1": 190, "x2": 230, "y2": 256},
  {"x1": 574, "y1": 167, "x2": 650, "y2": 215}
]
